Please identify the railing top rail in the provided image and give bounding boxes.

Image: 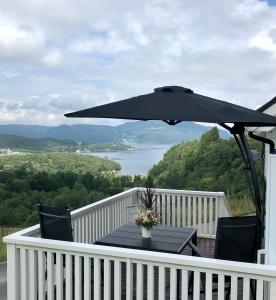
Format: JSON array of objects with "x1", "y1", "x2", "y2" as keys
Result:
[
  {"x1": 71, "y1": 187, "x2": 137, "y2": 217},
  {"x1": 152, "y1": 188, "x2": 225, "y2": 197},
  {"x1": 6, "y1": 188, "x2": 138, "y2": 238},
  {"x1": 4, "y1": 187, "x2": 229, "y2": 238},
  {"x1": 4, "y1": 234, "x2": 276, "y2": 278}
]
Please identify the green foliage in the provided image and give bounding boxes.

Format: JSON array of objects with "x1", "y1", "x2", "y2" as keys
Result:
[
  {"x1": 0, "y1": 227, "x2": 21, "y2": 262},
  {"x1": 0, "y1": 168, "x2": 146, "y2": 227},
  {"x1": 149, "y1": 127, "x2": 263, "y2": 203},
  {"x1": 0, "y1": 152, "x2": 120, "y2": 174},
  {"x1": 0, "y1": 134, "x2": 77, "y2": 152},
  {"x1": 0, "y1": 134, "x2": 134, "y2": 153}
]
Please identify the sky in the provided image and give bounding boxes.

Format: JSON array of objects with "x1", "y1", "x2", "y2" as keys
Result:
[{"x1": 0, "y1": 0, "x2": 276, "y2": 126}]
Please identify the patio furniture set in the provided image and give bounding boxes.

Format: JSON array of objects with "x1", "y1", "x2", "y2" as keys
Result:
[
  {"x1": 4, "y1": 86, "x2": 276, "y2": 299},
  {"x1": 37, "y1": 201, "x2": 257, "y2": 299}
]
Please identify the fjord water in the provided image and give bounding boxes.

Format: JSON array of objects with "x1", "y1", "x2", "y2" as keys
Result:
[{"x1": 90, "y1": 143, "x2": 172, "y2": 175}]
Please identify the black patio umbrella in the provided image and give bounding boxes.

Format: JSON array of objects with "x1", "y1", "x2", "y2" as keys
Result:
[{"x1": 65, "y1": 86, "x2": 276, "y2": 250}]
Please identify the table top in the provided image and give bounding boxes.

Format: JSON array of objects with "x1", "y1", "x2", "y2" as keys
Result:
[{"x1": 94, "y1": 222, "x2": 197, "y2": 254}]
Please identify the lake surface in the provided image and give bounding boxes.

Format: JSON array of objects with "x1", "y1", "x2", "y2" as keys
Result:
[{"x1": 90, "y1": 144, "x2": 172, "y2": 175}]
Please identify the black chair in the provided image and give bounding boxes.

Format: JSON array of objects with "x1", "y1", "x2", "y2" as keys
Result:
[
  {"x1": 38, "y1": 203, "x2": 73, "y2": 242},
  {"x1": 214, "y1": 216, "x2": 257, "y2": 263},
  {"x1": 191, "y1": 216, "x2": 257, "y2": 299}
]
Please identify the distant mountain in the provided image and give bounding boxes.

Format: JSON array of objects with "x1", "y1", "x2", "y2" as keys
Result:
[
  {"x1": 0, "y1": 122, "x2": 229, "y2": 144},
  {"x1": 0, "y1": 134, "x2": 77, "y2": 152}
]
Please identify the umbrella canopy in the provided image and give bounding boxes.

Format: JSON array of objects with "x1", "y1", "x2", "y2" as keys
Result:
[
  {"x1": 65, "y1": 85, "x2": 276, "y2": 252},
  {"x1": 65, "y1": 86, "x2": 276, "y2": 127}
]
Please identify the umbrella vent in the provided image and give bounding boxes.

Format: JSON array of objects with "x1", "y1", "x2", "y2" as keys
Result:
[{"x1": 154, "y1": 86, "x2": 193, "y2": 93}]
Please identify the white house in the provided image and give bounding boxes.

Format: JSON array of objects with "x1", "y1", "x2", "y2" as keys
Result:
[{"x1": 254, "y1": 97, "x2": 276, "y2": 267}]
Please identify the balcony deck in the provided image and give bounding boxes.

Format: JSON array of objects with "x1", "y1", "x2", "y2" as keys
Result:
[{"x1": 4, "y1": 188, "x2": 276, "y2": 300}]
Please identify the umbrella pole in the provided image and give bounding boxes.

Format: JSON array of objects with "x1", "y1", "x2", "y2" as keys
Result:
[
  {"x1": 221, "y1": 124, "x2": 264, "y2": 253},
  {"x1": 237, "y1": 129, "x2": 264, "y2": 253}
]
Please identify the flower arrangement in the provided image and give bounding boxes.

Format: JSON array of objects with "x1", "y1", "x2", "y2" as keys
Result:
[{"x1": 134, "y1": 210, "x2": 159, "y2": 229}]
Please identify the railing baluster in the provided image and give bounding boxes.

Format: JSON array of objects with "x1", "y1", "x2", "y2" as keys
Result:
[
  {"x1": 20, "y1": 248, "x2": 28, "y2": 300},
  {"x1": 230, "y1": 276, "x2": 238, "y2": 300},
  {"x1": 159, "y1": 266, "x2": 166, "y2": 300},
  {"x1": 56, "y1": 252, "x2": 64, "y2": 300},
  {"x1": 38, "y1": 250, "x2": 46, "y2": 300},
  {"x1": 198, "y1": 197, "x2": 202, "y2": 234},
  {"x1": 162, "y1": 194, "x2": 166, "y2": 225},
  {"x1": 170, "y1": 267, "x2": 177, "y2": 299},
  {"x1": 243, "y1": 277, "x2": 250, "y2": 299},
  {"x1": 85, "y1": 214, "x2": 89, "y2": 243},
  {"x1": 84, "y1": 256, "x2": 91, "y2": 300},
  {"x1": 65, "y1": 254, "x2": 73, "y2": 300},
  {"x1": 193, "y1": 271, "x2": 200, "y2": 300},
  {"x1": 172, "y1": 195, "x2": 176, "y2": 226},
  {"x1": 182, "y1": 196, "x2": 187, "y2": 227},
  {"x1": 218, "y1": 274, "x2": 225, "y2": 299},
  {"x1": 114, "y1": 260, "x2": 122, "y2": 300},
  {"x1": 147, "y1": 264, "x2": 154, "y2": 300},
  {"x1": 205, "y1": 272, "x2": 213, "y2": 300},
  {"x1": 192, "y1": 196, "x2": 197, "y2": 228},
  {"x1": 215, "y1": 197, "x2": 218, "y2": 233},
  {"x1": 94, "y1": 257, "x2": 101, "y2": 299},
  {"x1": 75, "y1": 255, "x2": 82, "y2": 300},
  {"x1": 188, "y1": 196, "x2": 191, "y2": 227},
  {"x1": 136, "y1": 263, "x2": 143, "y2": 300},
  {"x1": 256, "y1": 279, "x2": 263, "y2": 300},
  {"x1": 209, "y1": 197, "x2": 214, "y2": 236},
  {"x1": 126, "y1": 259, "x2": 133, "y2": 299},
  {"x1": 104, "y1": 259, "x2": 111, "y2": 300},
  {"x1": 177, "y1": 195, "x2": 181, "y2": 227},
  {"x1": 29, "y1": 249, "x2": 37, "y2": 300},
  {"x1": 203, "y1": 197, "x2": 207, "y2": 236},
  {"x1": 47, "y1": 252, "x2": 54, "y2": 300},
  {"x1": 181, "y1": 269, "x2": 188, "y2": 300}
]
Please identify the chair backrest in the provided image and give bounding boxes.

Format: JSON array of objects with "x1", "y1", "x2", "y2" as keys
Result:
[
  {"x1": 214, "y1": 216, "x2": 257, "y2": 263},
  {"x1": 37, "y1": 204, "x2": 73, "y2": 242}
]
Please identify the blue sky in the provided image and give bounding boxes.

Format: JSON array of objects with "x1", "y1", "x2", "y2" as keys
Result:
[
  {"x1": 267, "y1": 0, "x2": 276, "y2": 5},
  {"x1": 0, "y1": 0, "x2": 276, "y2": 125}
]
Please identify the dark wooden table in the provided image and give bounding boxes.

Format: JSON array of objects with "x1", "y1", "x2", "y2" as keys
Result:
[
  {"x1": 95, "y1": 222, "x2": 198, "y2": 254},
  {"x1": 95, "y1": 222, "x2": 198, "y2": 299}
]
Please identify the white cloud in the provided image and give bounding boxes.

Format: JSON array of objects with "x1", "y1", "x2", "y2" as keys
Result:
[
  {"x1": 0, "y1": 0, "x2": 276, "y2": 125},
  {"x1": 0, "y1": 12, "x2": 45, "y2": 61},
  {"x1": 43, "y1": 50, "x2": 63, "y2": 67},
  {"x1": 249, "y1": 28, "x2": 276, "y2": 54}
]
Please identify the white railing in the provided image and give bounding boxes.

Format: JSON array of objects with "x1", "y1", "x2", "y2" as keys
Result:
[
  {"x1": 4, "y1": 236, "x2": 276, "y2": 300},
  {"x1": 22, "y1": 187, "x2": 231, "y2": 242},
  {"x1": 153, "y1": 188, "x2": 231, "y2": 238},
  {"x1": 6, "y1": 188, "x2": 276, "y2": 300}
]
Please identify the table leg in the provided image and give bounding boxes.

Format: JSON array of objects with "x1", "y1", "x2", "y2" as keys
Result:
[{"x1": 191, "y1": 232, "x2": 197, "y2": 256}]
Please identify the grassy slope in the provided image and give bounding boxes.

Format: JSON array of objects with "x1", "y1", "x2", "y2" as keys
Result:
[
  {"x1": 0, "y1": 227, "x2": 21, "y2": 262},
  {"x1": 0, "y1": 152, "x2": 121, "y2": 173}
]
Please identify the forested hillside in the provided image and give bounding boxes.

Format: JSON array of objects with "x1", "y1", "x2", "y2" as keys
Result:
[
  {"x1": 0, "y1": 169, "x2": 145, "y2": 226},
  {"x1": 0, "y1": 153, "x2": 120, "y2": 173},
  {"x1": 0, "y1": 134, "x2": 76, "y2": 152},
  {"x1": 149, "y1": 127, "x2": 263, "y2": 201}
]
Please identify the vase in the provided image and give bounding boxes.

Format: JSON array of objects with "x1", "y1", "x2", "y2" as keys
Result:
[{"x1": 141, "y1": 226, "x2": 152, "y2": 238}]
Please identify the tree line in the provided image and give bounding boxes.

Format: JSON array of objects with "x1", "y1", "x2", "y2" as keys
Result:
[
  {"x1": 149, "y1": 127, "x2": 263, "y2": 201},
  {"x1": 0, "y1": 168, "x2": 145, "y2": 226}
]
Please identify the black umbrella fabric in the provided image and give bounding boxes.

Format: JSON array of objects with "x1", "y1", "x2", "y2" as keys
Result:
[
  {"x1": 65, "y1": 86, "x2": 276, "y2": 127},
  {"x1": 65, "y1": 85, "x2": 276, "y2": 252}
]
